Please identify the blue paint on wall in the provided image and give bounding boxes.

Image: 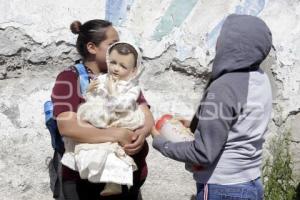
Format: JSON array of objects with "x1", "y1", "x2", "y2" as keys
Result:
[
  {"x1": 152, "y1": 0, "x2": 198, "y2": 41},
  {"x1": 235, "y1": 0, "x2": 265, "y2": 16},
  {"x1": 206, "y1": 19, "x2": 225, "y2": 49},
  {"x1": 105, "y1": 0, "x2": 134, "y2": 26},
  {"x1": 207, "y1": 0, "x2": 266, "y2": 48}
]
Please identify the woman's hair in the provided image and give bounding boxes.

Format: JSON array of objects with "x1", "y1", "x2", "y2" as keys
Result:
[
  {"x1": 70, "y1": 19, "x2": 112, "y2": 58},
  {"x1": 109, "y1": 43, "x2": 138, "y2": 68}
]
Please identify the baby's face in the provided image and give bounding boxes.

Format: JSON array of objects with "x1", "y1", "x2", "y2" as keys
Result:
[{"x1": 108, "y1": 49, "x2": 136, "y2": 81}]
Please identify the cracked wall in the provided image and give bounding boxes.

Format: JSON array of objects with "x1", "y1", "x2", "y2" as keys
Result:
[
  {"x1": 0, "y1": 0, "x2": 300, "y2": 199},
  {"x1": 0, "y1": 27, "x2": 79, "y2": 80}
]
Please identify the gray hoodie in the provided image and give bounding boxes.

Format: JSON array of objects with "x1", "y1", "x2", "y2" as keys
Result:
[{"x1": 152, "y1": 14, "x2": 272, "y2": 184}]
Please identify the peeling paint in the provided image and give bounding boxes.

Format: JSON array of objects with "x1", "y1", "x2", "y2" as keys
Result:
[
  {"x1": 0, "y1": 27, "x2": 78, "y2": 80},
  {"x1": 152, "y1": 0, "x2": 198, "y2": 41},
  {"x1": 207, "y1": 0, "x2": 267, "y2": 48},
  {"x1": 105, "y1": 0, "x2": 134, "y2": 26}
]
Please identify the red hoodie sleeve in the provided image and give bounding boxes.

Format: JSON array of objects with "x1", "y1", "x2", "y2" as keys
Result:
[
  {"x1": 51, "y1": 68, "x2": 83, "y2": 117},
  {"x1": 137, "y1": 91, "x2": 150, "y2": 108}
]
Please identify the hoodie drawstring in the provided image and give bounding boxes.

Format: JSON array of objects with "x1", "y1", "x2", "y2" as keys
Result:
[{"x1": 204, "y1": 183, "x2": 208, "y2": 200}]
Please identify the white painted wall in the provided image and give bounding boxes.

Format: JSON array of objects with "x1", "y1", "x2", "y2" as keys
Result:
[{"x1": 0, "y1": 0, "x2": 105, "y2": 44}]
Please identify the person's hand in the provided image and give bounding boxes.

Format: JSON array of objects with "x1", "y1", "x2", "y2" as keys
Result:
[
  {"x1": 87, "y1": 80, "x2": 99, "y2": 93},
  {"x1": 123, "y1": 104, "x2": 154, "y2": 155},
  {"x1": 109, "y1": 127, "x2": 134, "y2": 146},
  {"x1": 124, "y1": 129, "x2": 146, "y2": 155},
  {"x1": 150, "y1": 126, "x2": 161, "y2": 138},
  {"x1": 174, "y1": 117, "x2": 191, "y2": 128}
]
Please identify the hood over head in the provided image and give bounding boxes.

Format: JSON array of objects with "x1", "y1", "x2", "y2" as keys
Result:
[
  {"x1": 106, "y1": 41, "x2": 144, "y2": 82},
  {"x1": 212, "y1": 14, "x2": 272, "y2": 80}
]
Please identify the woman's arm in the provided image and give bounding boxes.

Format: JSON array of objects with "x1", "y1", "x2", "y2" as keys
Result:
[
  {"x1": 57, "y1": 111, "x2": 134, "y2": 146},
  {"x1": 138, "y1": 104, "x2": 155, "y2": 137},
  {"x1": 52, "y1": 68, "x2": 133, "y2": 146}
]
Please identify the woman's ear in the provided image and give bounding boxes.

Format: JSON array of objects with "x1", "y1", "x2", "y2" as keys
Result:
[{"x1": 86, "y1": 42, "x2": 97, "y2": 55}]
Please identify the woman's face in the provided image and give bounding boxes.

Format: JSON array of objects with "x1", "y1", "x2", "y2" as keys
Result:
[{"x1": 95, "y1": 26, "x2": 119, "y2": 71}]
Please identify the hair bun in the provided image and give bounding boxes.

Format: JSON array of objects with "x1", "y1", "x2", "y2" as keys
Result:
[{"x1": 70, "y1": 21, "x2": 82, "y2": 34}]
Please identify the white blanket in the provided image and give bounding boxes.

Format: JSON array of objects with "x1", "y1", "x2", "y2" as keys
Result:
[{"x1": 74, "y1": 142, "x2": 137, "y2": 185}]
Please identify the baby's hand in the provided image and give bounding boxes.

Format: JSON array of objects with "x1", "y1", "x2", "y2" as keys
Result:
[{"x1": 87, "y1": 80, "x2": 99, "y2": 93}]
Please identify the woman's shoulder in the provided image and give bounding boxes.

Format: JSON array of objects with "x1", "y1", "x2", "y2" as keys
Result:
[
  {"x1": 55, "y1": 66, "x2": 78, "y2": 82},
  {"x1": 63, "y1": 66, "x2": 78, "y2": 73},
  {"x1": 58, "y1": 65, "x2": 77, "y2": 76}
]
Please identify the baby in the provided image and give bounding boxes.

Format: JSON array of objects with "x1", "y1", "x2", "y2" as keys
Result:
[
  {"x1": 75, "y1": 42, "x2": 145, "y2": 196},
  {"x1": 78, "y1": 42, "x2": 145, "y2": 130}
]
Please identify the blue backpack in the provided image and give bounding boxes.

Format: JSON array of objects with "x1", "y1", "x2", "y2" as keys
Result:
[{"x1": 44, "y1": 63, "x2": 90, "y2": 154}]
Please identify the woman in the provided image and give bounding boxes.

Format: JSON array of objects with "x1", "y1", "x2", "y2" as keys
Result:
[
  {"x1": 52, "y1": 19, "x2": 154, "y2": 200},
  {"x1": 152, "y1": 14, "x2": 272, "y2": 200}
]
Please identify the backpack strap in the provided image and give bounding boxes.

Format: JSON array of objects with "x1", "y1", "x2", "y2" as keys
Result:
[
  {"x1": 44, "y1": 100, "x2": 54, "y2": 122},
  {"x1": 74, "y1": 63, "x2": 90, "y2": 95}
]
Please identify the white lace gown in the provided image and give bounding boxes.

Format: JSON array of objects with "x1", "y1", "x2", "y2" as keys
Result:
[{"x1": 61, "y1": 72, "x2": 144, "y2": 186}]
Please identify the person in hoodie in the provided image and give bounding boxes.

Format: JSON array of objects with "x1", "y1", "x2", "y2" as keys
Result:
[
  {"x1": 67, "y1": 42, "x2": 145, "y2": 196},
  {"x1": 151, "y1": 14, "x2": 272, "y2": 200}
]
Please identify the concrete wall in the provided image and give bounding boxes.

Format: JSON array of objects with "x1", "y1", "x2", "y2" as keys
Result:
[{"x1": 0, "y1": 0, "x2": 299, "y2": 199}]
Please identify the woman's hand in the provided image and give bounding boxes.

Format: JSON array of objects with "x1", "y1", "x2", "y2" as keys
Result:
[
  {"x1": 124, "y1": 128, "x2": 146, "y2": 155},
  {"x1": 109, "y1": 127, "x2": 134, "y2": 146},
  {"x1": 123, "y1": 104, "x2": 154, "y2": 155},
  {"x1": 87, "y1": 80, "x2": 99, "y2": 93}
]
